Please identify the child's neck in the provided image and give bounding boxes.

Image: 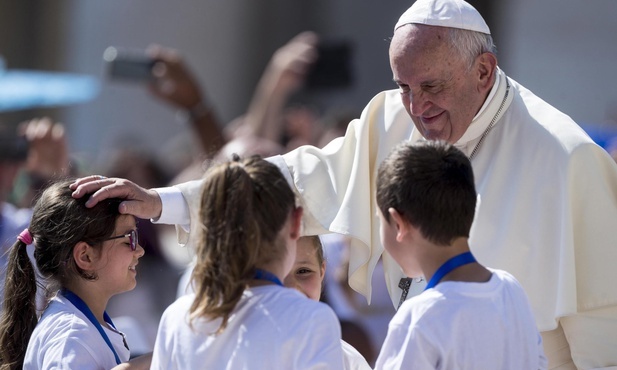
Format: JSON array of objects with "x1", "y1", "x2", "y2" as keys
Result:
[
  {"x1": 64, "y1": 282, "x2": 111, "y2": 326},
  {"x1": 421, "y1": 237, "x2": 491, "y2": 286}
]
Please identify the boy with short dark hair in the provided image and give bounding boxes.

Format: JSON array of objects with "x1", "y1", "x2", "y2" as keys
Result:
[{"x1": 374, "y1": 140, "x2": 547, "y2": 369}]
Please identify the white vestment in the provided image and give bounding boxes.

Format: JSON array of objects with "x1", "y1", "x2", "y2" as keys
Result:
[
  {"x1": 162, "y1": 68, "x2": 617, "y2": 334},
  {"x1": 160, "y1": 67, "x2": 617, "y2": 368}
]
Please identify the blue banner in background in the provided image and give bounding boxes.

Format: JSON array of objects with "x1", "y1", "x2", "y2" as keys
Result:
[{"x1": 580, "y1": 123, "x2": 617, "y2": 152}]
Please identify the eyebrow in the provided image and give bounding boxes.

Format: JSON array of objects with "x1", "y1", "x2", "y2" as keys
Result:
[
  {"x1": 391, "y1": 78, "x2": 444, "y2": 87},
  {"x1": 295, "y1": 260, "x2": 318, "y2": 266},
  {"x1": 421, "y1": 79, "x2": 443, "y2": 86},
  {"x1": 118, "y1": 226, "x2": 137, "y2": 235}
]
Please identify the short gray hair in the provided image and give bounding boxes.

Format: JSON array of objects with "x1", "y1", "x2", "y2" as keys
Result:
[{"x1": 448, "y1": 28, "x2": 496, "y2": 70}]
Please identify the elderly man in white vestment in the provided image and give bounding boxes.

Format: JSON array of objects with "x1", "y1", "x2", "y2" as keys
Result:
[{"x1": 72, "y1": 0, "x2": 617, "y2": 368}]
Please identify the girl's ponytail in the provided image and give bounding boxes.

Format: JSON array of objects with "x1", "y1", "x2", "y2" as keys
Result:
[
  {"x1": 190, "y1": 155, "x2": 296, "y2": 332},
  {"x1": 0, "y1": 235, "x2": 39, "y2": 370}
]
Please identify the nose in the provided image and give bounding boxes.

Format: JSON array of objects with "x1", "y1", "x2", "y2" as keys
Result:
[
  {"x1": 407, "y1": 90, "x2": 429, "y2": 117},
  {"x1": 135, "y1": 243, "x2": 145, "y2": 258}
]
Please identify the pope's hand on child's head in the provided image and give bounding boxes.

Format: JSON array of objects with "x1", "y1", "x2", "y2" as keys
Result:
[{"x1": 70, "y1": 175, "x2": 162, "y2": 219}]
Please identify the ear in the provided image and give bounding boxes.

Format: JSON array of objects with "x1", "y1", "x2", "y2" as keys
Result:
[
  {"x1": 289, "y1": 206, "x2": 304, "y2": 240},
  {"x1": 320, "y1": 260, "x2": 326, "y2": 278},
  {"x1": 72, "y1": 241, "x2": 98, "y2": 271},
  {"x1": 475, "y1": 52, "x2": 497, "y2": 92},
  {"x1": 388, "y1": 208, "x2": 410, "y2": 243}
]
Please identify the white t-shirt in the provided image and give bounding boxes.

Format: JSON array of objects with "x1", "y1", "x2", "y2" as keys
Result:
[
  {"x1": 342, "y1": 340, "x2": 371, "y2": 370},
  {"x1": 375, "y1": 269, "x2": 547, "y2": 370},
  {"x1": 24, "y1": 293, "x2": 130, "y2": 370},
  {"x1": 151, "y1": 286, "x2": 344, "y2": 370}
]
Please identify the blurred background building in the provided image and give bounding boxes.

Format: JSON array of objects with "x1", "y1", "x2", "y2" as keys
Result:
[{"x1": 2, "y1": 0, "x2": 616, "y2": 163}]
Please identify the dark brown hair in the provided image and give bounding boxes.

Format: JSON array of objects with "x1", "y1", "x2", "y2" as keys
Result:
[
  {"x1": 376, "y1": 141, "x2": 477, "y2": 245},
  {"x1": 0, "y1": 179, "x2": 122, "y2": 370}
]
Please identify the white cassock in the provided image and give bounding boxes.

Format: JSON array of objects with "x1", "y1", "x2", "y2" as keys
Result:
[{"x1": 159, "y1": 67, "x2": 617, "y2": 365}]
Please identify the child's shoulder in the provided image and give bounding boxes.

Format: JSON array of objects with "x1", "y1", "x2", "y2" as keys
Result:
[
  {"x1": 484, "y1": 268, "x2": 527, "y2": 293},
  {"x1": 38, "y1": 295, "x2": 91, "y2": 332},
  {"x1": 29, "y1": 295, "x2": 101, "y2": 353},
  {"x1": 258, "y1": 286, "x2": 338, "y2": 320}
]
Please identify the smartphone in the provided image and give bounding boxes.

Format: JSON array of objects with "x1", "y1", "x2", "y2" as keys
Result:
[
  {"x1": 103, "y1": 46, "x2": 156, "y2": 81},
  {"x1": 305, "y1": 40, "x2": 354, "y2": 90}
]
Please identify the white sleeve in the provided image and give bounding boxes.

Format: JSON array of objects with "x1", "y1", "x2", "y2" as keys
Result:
[{"x1": 152, "y1": 186, "x2": 190, "y2": 230}]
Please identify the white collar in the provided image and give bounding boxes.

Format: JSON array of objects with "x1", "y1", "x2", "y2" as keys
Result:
[{"x1": 455, "y1": 68, "x2": 510, "y2": 148}]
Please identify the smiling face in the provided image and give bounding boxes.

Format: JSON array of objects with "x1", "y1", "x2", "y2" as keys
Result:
[
  {"x1": 389, "y1": 24, "x2": 488, "y2": 143},
  {"x1": 283, "y1": 236, "x2": 325, "y2": 301},
  {"x1": 93, "y1": 214, "x2": 145, "y2": 297}
]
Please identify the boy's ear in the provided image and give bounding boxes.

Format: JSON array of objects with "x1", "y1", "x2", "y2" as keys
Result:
[
  {"x1": 73, "y1": 241, "x2": 97, "y2": 271},
  {"x1": 388, "y1": 208, "x2": 410, "y2": 243}
]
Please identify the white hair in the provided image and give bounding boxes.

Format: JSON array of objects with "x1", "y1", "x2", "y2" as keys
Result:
[{"x1": 448, "y1": 28, "x2": 496, "y2": 70}]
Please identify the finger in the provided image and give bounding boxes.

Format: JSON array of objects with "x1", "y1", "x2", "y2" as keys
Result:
[
  {"x1": 34, "y1": 117, "x2": 53, "y2": 140},
  {"x1": 151, "y1": 61, "x2": 168, "y2": 78},
  {"x1": 83, "y1": 181, "x2": 133, "y2": 208},
  {"x1": 71, "y1": 178, "x2": 113, "y2": 200},
  {"x1": 23, "y1": 118, "x2": 40, "y2": 141},
  {"x1": 69, "y1": 175, "x2": 107, "y2": 190},
  {"x1": 145, "y1": 43, "x2": 163, "y2": 58},
  {"x1": 118, "y1": 200, "x2": 146, "y2": 218},
  {"x1": 51, "y1": 123, "x2": 65, "y2": 140}
]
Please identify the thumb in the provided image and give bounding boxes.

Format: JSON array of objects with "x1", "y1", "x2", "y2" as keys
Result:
[{"x1": 118, "y1": 190, "x2": 162, "y2": 220}]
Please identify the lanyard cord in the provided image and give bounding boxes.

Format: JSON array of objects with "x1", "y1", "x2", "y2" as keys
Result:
[
  {"x1": 254, "y1": 268, "x2": 283, "y2": 287},
  {"x1": 424, "y1": 252, "x2": 477, "y2": 291},
  {"x1": 62, "y1": 290, "x2": 122, "y2": 365}
]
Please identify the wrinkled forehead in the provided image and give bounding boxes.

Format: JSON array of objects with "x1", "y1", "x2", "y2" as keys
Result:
[{"x1": 390, "y1": 24, "x2": 450, "y2": 56}]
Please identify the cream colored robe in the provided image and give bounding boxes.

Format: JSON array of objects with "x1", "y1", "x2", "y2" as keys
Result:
[{"x1": 171, "y1": 68, "x2": 617, "y2": 332}]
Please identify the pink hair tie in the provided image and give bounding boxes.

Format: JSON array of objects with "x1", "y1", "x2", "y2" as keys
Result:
[{"x1": 18, "y1": 228, "x2": 33, "y2": 245}]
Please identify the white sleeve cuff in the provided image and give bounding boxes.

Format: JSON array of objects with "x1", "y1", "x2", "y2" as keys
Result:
[{"x1": 152, "y1": 186, "x2": 190, "y2": 229}]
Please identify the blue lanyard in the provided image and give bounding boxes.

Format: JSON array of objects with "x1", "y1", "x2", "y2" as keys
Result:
[
  {"x1": 424, "y1": 252, "x2": 477, "y2": 291},
  {"x1": 62, "y1": 290, "x2": 122, "y2": 365},
  {"x1": 254, "y1": 268, "x2": 283, "y2": 286}
]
